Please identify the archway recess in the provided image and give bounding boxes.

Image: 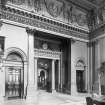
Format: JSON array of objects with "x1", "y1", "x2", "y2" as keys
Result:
[{"x1": 4, "y1": 47, "x2": 27, "y2": 99}]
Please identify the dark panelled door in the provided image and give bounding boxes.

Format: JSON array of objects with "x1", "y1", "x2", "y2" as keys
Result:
[
  {"x1": 76, "y1": 70, "x2": 84, "y2": 92},
  {"x1": 6, "y1": 66, "x2": 23, "y2": 98}
]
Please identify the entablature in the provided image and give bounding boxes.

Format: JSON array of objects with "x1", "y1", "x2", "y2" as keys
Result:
[
  {"x1": 1, "y1": 5, "x2": 89, "y2": 40},
  {"x1": 90, "y1": 23, "x2": 105, "y2": 40}
]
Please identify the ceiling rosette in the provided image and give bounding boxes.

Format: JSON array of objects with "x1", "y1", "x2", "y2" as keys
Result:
[{"x1": 44, "y1": 0, "x2": 63, "y2": 18}]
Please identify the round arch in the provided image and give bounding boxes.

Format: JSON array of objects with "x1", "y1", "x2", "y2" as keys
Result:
[
  {"x1": 75, "y1": 57, "x2": 86, "y2": 70},
  {"x1": 4, "y1": 47, "x2": 28, "y2": 98},
  {"x1": 4, "y1": 47, "x2": 27, "y2": 62},
  {"x1": 75, "y1": 57, "x2": 87, "y2": 93}
]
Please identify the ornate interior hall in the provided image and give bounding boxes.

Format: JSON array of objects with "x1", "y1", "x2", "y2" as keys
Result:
[{"x1": 0, "y1": 0, "x2": 105, "y2": 105}]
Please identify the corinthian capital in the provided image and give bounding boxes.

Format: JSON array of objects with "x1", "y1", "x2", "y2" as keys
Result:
[{"x1": 26, "y1": 27, "x2": 36, "y2": 35}]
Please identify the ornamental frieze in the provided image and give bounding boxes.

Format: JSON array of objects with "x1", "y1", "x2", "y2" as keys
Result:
[
  {"x1": 6, "y1": 0, "x2": 88, "y2": 29},
  {"x1": 34, "y1": 48, "x2": 61, "y2": 60},
  {"x1": 1, "y1": 6, "x2": 89, "y2": 40},
  {"x1": 44, "y1": 0, "x2": 63, "y2": 18},
  {"x1": 7, "y1": 0, "x2": 25, "y2": 5}
]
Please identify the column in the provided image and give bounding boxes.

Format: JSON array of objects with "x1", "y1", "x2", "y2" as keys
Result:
[
  {"x1": 0, "y1": 21, "x2": 4, "y2": 104},
  {"x1": 58, "y1": 60, "x2": 60, "y2": 90},
  {"x1": 87, "y1": 42, "x2": 90, "y2": 93},
  {"x1": 26, "y1": 27, "x2": 35, "y2": 86},
  {"x1": 26, "y1": 27, "x2": 38, "y2": 105},
  {"x1": 34, "y1": 58, "x2": 38, "y2": 90},
  {"x1": 87, "y1": 41, "x2": 95, "y2": 93},
  {"x1": 52, "y1": 59, "x2": 56, "y2": 93},
  {"x1": 71, "y1": 39, "x2": 77, "y2": 95},
  {"x1": 96, "y1": 40, "x2": 101, "y2": 95},
  {"x1": 60, "y1": 52, "x2": 63, "y2": 90}
]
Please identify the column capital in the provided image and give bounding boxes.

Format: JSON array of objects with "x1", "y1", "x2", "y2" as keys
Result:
[
  {"x1": 87, "y1": 40, "x2": 99, "y2": 47},
  {"x1": 53, "y1": 59, "x2": 56, "y2": 62},
  {"x1": 71, "y1": 38, "x2": 76, "y2": 44},
  {"x1": 26, "y1": 27, "x2": 36, "y2": 35},
  {"x1": 87, "y1": 42, "x2": 93, "y2": 47}
]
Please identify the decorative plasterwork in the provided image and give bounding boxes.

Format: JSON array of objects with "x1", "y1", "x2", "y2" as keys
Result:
[
  {"x1": 6, "y1": 0, "x2": 88, "y2": 29},
  {"x1": 3, "y1": 47, "x2": 27, "y2": 61},
  {"x1": 34, "y1": 48, "x2": 61, "y2": 60},
  {"x1": 26, "y1": 27, "x2": 36, "y2": 35},
  {"x1": 90, "y1": 23, "x2": 105, "y2": 39},
  {"x1": 0, "y1": 6, "x2": 89, "y2": 40},
  {"x1": 87, "y1": 0, "x2": 105, "y2": 6}
]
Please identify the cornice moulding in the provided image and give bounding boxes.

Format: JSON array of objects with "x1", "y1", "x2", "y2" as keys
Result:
[
  {"x1": 1, "y1": 5, "x2": 89, "y2": 41},
  {"x1": 90, "y1": 23, "x2": 105, "y2": 40}
]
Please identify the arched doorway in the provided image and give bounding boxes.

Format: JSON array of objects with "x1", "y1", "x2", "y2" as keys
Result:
[{"x1": 5, "y1": 52, "x2": 24, "y2": 98}]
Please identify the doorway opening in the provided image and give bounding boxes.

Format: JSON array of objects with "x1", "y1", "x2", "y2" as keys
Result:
[
  {"x1": 37, "y1": 58, "x2": 52, "y2": 92},
  {"x1": 5, "y1": 52, "x2": 24, "y2": 99},
  {"x1": 76, "y1": 70, "x2": 85, "y2": 93}
]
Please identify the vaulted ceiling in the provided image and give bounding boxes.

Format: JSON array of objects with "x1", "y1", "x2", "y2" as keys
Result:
[{"x1": 67, "y1": 0, "x2": 105, "y2": 11}]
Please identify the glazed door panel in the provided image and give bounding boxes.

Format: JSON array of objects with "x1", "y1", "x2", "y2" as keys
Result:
[{"x1": 5, "y1": 66, "x2": 23, "y2": 98}]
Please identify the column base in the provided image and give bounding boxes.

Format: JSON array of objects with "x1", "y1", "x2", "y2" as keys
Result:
[
  {"x1": 26, "y1": 85, "x2": 39, "y2": 105},
  {"x1": 0, "y1": 96, "x2": 4, "y2": 105},
  {"x1": 71, "y1": 82, "x2": 77, "y2": 96},
  {"x1": 52, "y1": 89, "x2": 56, "y2": 94}
]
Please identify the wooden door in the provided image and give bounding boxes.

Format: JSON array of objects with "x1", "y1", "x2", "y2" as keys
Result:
[{"x1": 76, "y1": 70, "x2": 84, "y2": 92}]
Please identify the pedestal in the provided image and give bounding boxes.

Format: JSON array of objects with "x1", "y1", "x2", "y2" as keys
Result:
[
  {"x1": 71, "y1": 82, "x2": 77, "y2": 96},
  {"x1": 0, "y1": 84, "x2": 4, "y2": 105},
  {"x1": 71, "y1": 68, "x2": 77, "y2": 96},
  {"x1": 26, "y1": 85, "x2": 39, "y2": 105}
]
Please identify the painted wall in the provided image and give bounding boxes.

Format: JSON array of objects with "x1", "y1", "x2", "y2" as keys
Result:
[{"x1": 71, "y1": 40, "x2": 88, "y2": 95}]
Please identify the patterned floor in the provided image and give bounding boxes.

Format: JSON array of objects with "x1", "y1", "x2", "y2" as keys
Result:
[{"x1": 4, "y1": 91, "x2": 86, "y2": 105}]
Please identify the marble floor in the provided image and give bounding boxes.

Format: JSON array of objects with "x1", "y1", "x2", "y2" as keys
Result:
[{"x1": 4, "y1": 91, "x2": 87, "y2": 105}]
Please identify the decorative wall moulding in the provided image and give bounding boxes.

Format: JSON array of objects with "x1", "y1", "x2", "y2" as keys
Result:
[
  {"x1": 34, "y1": 48, "x2": 61, "y2": 60},
  {"x1": 1, "y1": 5, "x2": 89, "y2": 40},
  {"x1": 6, "y1": 0, "x2": 88, "y2": 29},
  {"x1": 90, "y1": 23, "x2": 105, "y2": 39}
]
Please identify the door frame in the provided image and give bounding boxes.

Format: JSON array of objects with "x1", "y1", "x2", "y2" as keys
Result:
[
  {"x1": 76, "y1": 70, "x2": 85, "y2": 92},
  {"x1": 5, "y1": 62, "x2": 24, "y2": 99}
]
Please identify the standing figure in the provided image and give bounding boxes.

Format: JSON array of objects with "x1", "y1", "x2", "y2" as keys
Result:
[
  {"x1": 63, "y1": 4, "x2": 73, "y2": 23},
  {"x1": 33, "y1": 0, "x2": 42, "y2": 12},
  {"x1": 27, "y1": 0, "x2": 33, "y2": 7}
]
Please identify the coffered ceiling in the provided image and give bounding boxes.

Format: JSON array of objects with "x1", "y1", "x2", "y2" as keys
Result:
[{"x1": 67, "y1": 0, "x2": 105, "y2": 11}]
